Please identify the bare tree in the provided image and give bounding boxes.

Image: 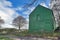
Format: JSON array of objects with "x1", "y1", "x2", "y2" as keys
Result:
[
  {"x1": 50, "y1": 0, "x2": 60, "y2": 27},
  {"x1": 12, "y1": 16, "x2": 27, "y2": 31},
  {"x1": 0, "y1": 17, "x2": 4, "y2": 28}
]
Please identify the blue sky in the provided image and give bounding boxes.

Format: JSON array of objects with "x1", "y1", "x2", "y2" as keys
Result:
[
  {"x1": 7, "y1": 0, "x2": 50, "y2": 20},
  {"x1": 7, "y1": 0, "x2": 50, "y2": 7},
  {"x1": 0, "y1": 0, "x2": 50, "y2": 29}
]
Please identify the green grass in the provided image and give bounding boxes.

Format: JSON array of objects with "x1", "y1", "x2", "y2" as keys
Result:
[
  {"x1": 0, "y1": 28, "x2": 60, "y2": 37},
  {"x1": 0, "y1": 37, "x2": 13, "y2": 40}
]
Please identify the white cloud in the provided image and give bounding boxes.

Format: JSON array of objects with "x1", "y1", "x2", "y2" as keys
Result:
[
  {"x1": 15, "y1": 7, "x2": 23, "y2": 11},
  {"x1": 0, "y1": 0, "x2": 19, "y2": 28},
  {"x1": 21, "y1": 24, "x2": 29, "y2": 29},
  {"x1": 23, "y1": 7, "x2": 35, "y2": 15},
  {"x1": 40, "y1": 2, "x2": 48, "y2": 8},
  {"x1": 22, "y1": 7, "x2": 35, "y2": 22},
  {"x1": 28, "y1": 7, "x2": 35, "y2": 12},
  {"x1": 0, "y1": 10, "x2": 9, "y2": 20},
  {"x1": 0, "y1": 0, "x2": 29, "y2": 29},
  {"x1": 2, "y1": 24, "x2": 15, "y2": 28},
  {"x1": 0, "y1": 0, "x2": 12, "y2": 7},
  {"x1": 0, "y1": 0, "x2": 35, "y2": 29}
]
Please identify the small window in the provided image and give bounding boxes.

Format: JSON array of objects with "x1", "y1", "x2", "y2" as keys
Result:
[
  {"x1": 37, "y1": 14, "x2": 40, "y2": 21},
  {"x1": 38, "y1": 16, "x2": 40, "y2": 20}
]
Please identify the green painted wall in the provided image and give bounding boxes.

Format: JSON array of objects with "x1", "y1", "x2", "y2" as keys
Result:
[{"x1": 29, "y1": 5, "x2": 56, "y2": 33}]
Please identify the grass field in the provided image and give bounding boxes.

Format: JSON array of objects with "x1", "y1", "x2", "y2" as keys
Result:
[
  {"x1": 0, "y1": 28, "x2": 60, "y2": 38},
  {"x1": 0, "y1": 37, "x2": 13, "y2": 40}
]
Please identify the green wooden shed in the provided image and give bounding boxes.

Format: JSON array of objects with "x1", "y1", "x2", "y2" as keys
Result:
[{"x1": 29, "y1": 5, "x2": 56, "y2": 33}]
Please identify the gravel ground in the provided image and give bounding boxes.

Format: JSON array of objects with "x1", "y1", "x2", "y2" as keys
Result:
[{"x1": 0, "y1": 35, "x2": 58, "y2": 40}]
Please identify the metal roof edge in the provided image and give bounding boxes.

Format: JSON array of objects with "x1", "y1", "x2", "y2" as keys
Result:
[{"x1": 29, "y1": 5, "x2": 53, "y2": 16}]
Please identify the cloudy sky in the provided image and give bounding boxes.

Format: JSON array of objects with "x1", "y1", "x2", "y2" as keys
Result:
[{"x1": 0, "y1": 0, "x2": 50, "y2": 29}]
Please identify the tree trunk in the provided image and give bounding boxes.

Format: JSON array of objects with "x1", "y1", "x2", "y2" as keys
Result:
[
  {"x1": 19, "y1": 26, "x2": 20, "y2": 30},
  {"x1": 19, "y1": 25, "x2": 21, "y2": 32},
  {"x1": 0, "y1": 24, "x2": 1, "y2": 28}
]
